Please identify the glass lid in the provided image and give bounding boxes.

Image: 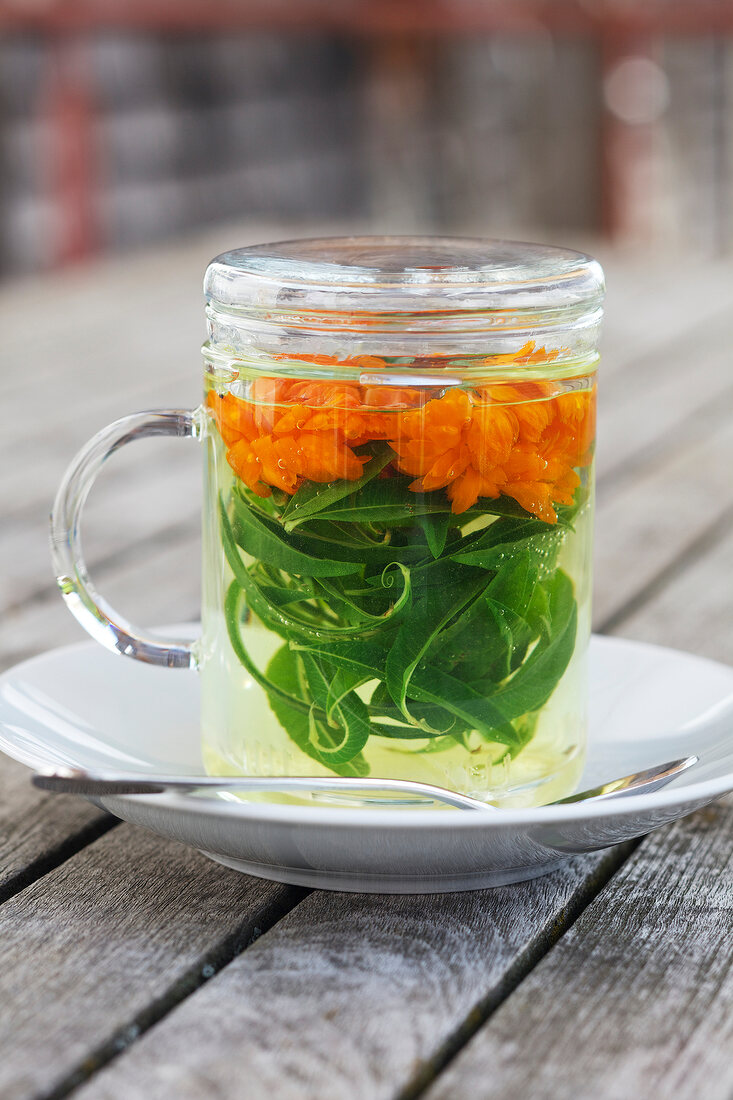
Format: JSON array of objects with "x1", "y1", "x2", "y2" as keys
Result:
[
  {"x1": 205, "y1": 235, "x2": 604, "y2": 314},
  {"x1": 203, "y1": 236, "x2": 604, "y2": 377}
]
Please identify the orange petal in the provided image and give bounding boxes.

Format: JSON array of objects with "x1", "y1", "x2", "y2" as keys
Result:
[
  {"x1": 503, "y1": 446, "x2": 547, "y2": 482},
  {"x1": 447, "y1": 467, "x2": 483, "y2": 514},
  {"x1": 250, "y1": 435, "x2": 298, "y2": 494},
  {"x1": 467, "y1": 405, "x2": 518, "y2": 473},
  {"x1": 272, "y1": 404, "x2": 311, "y2": 435},
  {"x1": 504, "y1": 481, "x2": 557, "y2": 523},
  {"x1": 420, "y1": 447, "x2": 470, "y2": 491},
  {"x1": 293, "y1": 433, "x2": 370, "y2": 483},
  {"x1": 514, "y1": 400, "x2": 554, "y2": 443},
  {"x1": 226, "y1": 440, "x2": 271, "y2": 498}
]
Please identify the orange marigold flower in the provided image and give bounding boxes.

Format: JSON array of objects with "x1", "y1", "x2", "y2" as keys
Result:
[
  {"x1": 208, "y1": 365, "x2": 596, "y2": 523},
  {"x1": 389, "y1": 383, "x2": 595, "y2": 521},
  {"x1": 208, "y1": 382, "x2": 371, "y2": 497}
]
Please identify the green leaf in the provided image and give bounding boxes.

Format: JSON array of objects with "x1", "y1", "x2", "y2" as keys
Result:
[
  {"x1": 486, "y1": 552, "x2": 541, "y2": 624},
  {"x1": 254, "y1": 583, "x2": 316, "y2": 609},
  {"x1": 409, "y1": 555, "x2": 486, "y2": 591},
  {"x1": 302, "y1": 475, "x2": 463, "y2": 526},
  {"x1": 428, "y1": 595, "x2": 510, "y2": 684},
  {"x1": 297, "y1": 652, "x2": 372, "y2": 765},
  {"x1": 370, "y1": 723, "x2": 458, "y2": 742},
  {"x1": 325, "y1": 666, "x2": 375, "y2": 723},
  {"x1": 293, "y1": 638, "x2": 519, "y2": 746},
  {"x1": 417, "y1": 511, "x2": 452, "y2": 558},
  {"x1": 265, "y1": 647, "x2": 370, "y2": 776},
  {"x1": 224, "y1": 582, "x2": 317, "y2": 717},
  {"x1": 484, "y1": 557, "x2": 541, "y2": 675},
  {"x1": 450, "y1": 517, "x2": 561, "y2": 569},
  {"x1": 223, "y1": 503, "x2": 374, "y2": 643},
  {"x1": 313, "y1": 563, "x2": 412, "y2": 626},
  {"x1": 244, "y1": 567, "x2": 314, "y2": 611},
  {"x1": 220, "y1": 505, "x2": 290, "y2": 641},
  {"x1": 478, "y1": 494, "x2": 579, "y2": 527},
  {"x1": 234, "y1": 489, "x2": 427, "y2": 570},
  {"x1": 488, "y1": 570, "x2": 578, "y2": 719},
  {"x1": 411, "y1": 665, "x2": 520, "y2": 745},
  {"x1": 369, "y1": 681, "x2": 461, "y2": 737},
  {"x1": 228, "y1": 494, "x2": 361, "y2": 577},
  {"x1": 527, "y1": 581, "x2": 552, "y2": 641},
  {"x1": 556, "y1": 481, "x2": 590, "y2": 527},
  {"x1": 281, "y1": 442, "x2": 394, "y2": 529},
  {"x1": 386, "y1": 577, "x2": 489, "y2": 717}
]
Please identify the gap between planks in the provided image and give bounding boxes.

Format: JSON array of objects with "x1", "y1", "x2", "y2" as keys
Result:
[
  {"x1": 0, "y1": 812, "x2": 118, "y2": 909},
  {"x1": 417, "y1": 798, "x2": 733, "y2": 1100},
  {"x1": 11, "y1": 514, "x2": 731, "y2": 1097},
  {"x1": 67, "y1": 844, "x2": 636, "y2": 1100},
  {"x1": 0, "y1": 252, "x2": 730, "y2": 1096},
  {"x1": 55, "y1": 471, "x2": 733, "y2": 1095},
  {"x1": 42, "y1": 885, "x2": 310, "y2": 1100},
  {"x1": 0, "y1": 825, "x2": 309, "y2": 1100}
]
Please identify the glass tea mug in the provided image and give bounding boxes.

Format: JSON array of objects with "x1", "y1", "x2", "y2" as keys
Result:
[{"x1": 51, "y1": 237, "x2": 604, "y2": 807}]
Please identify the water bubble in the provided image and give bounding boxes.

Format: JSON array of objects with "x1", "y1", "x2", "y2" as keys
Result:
[{"x1": 277, "y1": 460, "x2": 286, "y2": 469}]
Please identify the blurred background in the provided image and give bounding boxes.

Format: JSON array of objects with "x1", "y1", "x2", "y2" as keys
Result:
[
  {"x1": 4, "y1": 0, "x2": 733, "y2": 669},
  {"x1": 1, "y1": 0, "x2": 732, "y2": 272}
]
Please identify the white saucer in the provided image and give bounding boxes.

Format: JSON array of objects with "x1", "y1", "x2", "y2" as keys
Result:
[{"x1": 2, "y1": 633, "x2": 733, "y2": 893}]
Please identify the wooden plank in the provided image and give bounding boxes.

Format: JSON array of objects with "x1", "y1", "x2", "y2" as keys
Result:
[
  {"x1": 0, "y1": 755, "x2": 110, "y2": 903},
  {"x1": 0, "y1": 242, "x2": 730, "y2": 1100},
  {"x1": 0, "y1": 445, "x2": 200, "y2": 616},
  {"x1": 0, "y1": 216, "x2": 337, "y2": 402},
  {"x1": 586, "y1": 252, "x2": 733, "y2": 377},
  {"x1": 593, "y1": 412, "x2": 733, "y2": 628},
  {"x1": 0, "y1": 823, "x2": 304, "y2": 1100},
  {"x1": 596, "y1": 303, "x2": 733, "y2": 482},
  {"x1": 0, "y1": 525, "x2": 201, "y2": 671},
  {"x1": 412, "y1": 353, "x2": 733, "y2": 1099},
  {"x1": 605, "y1": 512, "x2": 733, "y2": 664},
  {"x1": 421, "y1": 798, "x2": 733, "y2": 1100},
  {"x1": 70, "y1": 847, "x2": 632, "y2": 1100}
]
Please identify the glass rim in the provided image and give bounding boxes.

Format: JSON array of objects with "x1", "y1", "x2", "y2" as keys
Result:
[{"x1": 204, "y1": 235, "x2": 604, "y2": 372}]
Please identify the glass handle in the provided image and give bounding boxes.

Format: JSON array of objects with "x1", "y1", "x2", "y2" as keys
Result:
[{"x1": 50, "y1": 408, "x2": 204, "y2": 669}]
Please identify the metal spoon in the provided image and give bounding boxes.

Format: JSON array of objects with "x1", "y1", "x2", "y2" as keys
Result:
[{"x1": 32, "y1": 755, "x2": 698, "y2": 810}]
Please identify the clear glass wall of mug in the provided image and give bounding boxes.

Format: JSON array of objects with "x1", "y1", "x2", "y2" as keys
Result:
[{"x1": 51, "y1": 237, "x2": 603, "y2": 808}]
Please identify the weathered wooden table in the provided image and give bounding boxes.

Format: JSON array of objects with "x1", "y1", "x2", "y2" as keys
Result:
[{"x1": 2, "y1": 229, "x2": 733, "y2": 1099}]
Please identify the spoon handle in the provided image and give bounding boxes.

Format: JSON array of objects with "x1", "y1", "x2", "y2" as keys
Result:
[
  {"x1": 32, "y1": 755, "x2": 698, "y2": 809},
  {"x1": 31, "y1": 769, "x2": 489, "y2": 811}
]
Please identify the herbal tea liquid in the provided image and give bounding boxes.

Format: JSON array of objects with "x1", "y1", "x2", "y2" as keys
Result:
[{"x1": 200, "y1": 380, "x2": 594, "y2": 808}]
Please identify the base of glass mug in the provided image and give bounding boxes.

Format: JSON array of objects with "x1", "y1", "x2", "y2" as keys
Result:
[
  {"x1": 486, "y1": 744, "x2": 585, "y2": 808},
  {"x1": 200, "y1": 740, "x2": 586, "y2": 811}
]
